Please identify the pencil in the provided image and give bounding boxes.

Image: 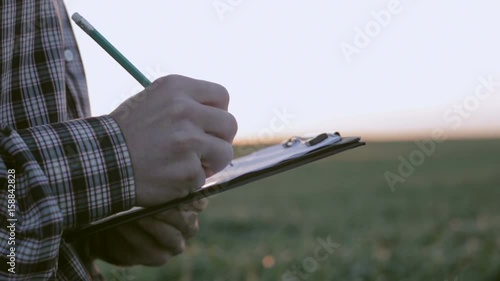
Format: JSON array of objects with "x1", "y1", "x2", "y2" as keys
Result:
[{"x1": 71, "y1": 13, "x2": 152, "y2": 88}]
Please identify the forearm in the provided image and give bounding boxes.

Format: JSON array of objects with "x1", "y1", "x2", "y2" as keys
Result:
[
  {"x1": 17, "y1": 115, "x2": 136, "y2": 228},
  {"x1": 0, "y1": 116, "x2": 135, "y2": 278}
]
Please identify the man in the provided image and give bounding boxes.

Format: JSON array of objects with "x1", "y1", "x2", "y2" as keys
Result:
[{"x1": 0, "y1": 0, "x2": 237, "y2": 280}]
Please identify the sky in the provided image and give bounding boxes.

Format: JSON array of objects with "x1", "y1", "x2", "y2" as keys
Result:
[{"x1": 65, "y1": 0, "x2": 500, "y2": 142}]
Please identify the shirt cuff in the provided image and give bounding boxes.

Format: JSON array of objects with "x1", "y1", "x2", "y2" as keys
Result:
[{"x1": 17, "y1": 115, "x2": 136, "y2": 229}]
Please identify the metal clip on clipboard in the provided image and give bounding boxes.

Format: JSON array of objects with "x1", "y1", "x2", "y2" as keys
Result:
[
  {"x1": 283, "y1": 132, "x2": 340, "y2": 148},
  {"x1": 63, "y1": 132, "x2": 365, "y2": 242}
]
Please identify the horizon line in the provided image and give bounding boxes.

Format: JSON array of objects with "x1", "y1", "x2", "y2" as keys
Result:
[{"x1": 233, "y1": 129, "x2": 500, "y2": 145}]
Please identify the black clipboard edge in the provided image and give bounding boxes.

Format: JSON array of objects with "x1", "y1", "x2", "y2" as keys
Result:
[{"x1": 64, "y1": 137, "x2": 365, "y2": 242}]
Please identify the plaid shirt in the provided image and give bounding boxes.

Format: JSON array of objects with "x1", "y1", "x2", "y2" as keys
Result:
[{"x1": 0, "y1": 0, "x2": 136, "y2": 280}]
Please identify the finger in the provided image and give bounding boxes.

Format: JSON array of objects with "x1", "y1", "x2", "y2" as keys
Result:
[
  {"x1": 199, "y1": 134, "x2": 234, "y2": 176},
  {"x1": 156, "y1": 75, "x2": 230, "y2": 110},
  {"x1": 183, "y1": 212, "x2": 199, "y2": 239},
  {"x1": 184, "y1": 198, "x2": 209, "y2": 212},
  {"x1": 193, "y1": 103, "x2": 238, "y2": 143},
  {"x1": 189, "y1": 78, "x2": 230, "y2": 110},
  {"x1": 153, "y1": 208, "x2": 200, "y2": 239},
  {"x1": 161, "y1": 154, "x2": 206, "y2": 197},
  {"x1": 137, "y1": 217, "x2": 186, "y2": 256},
  {"x1": 114, "y1": 222, "x2": 175, "y2": 266}
]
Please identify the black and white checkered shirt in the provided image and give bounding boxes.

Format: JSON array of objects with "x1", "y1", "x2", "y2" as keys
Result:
[{"x1": 0, "y1": 1, "x2": 136, "y2": 279}]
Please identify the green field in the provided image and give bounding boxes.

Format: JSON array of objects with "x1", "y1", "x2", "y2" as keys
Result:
[{"x1": 98, "y1": 139, "x2": 500, "y2": 281}]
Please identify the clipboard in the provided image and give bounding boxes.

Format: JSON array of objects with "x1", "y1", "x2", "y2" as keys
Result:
[{"x1": 63, "y1": 133, "x2": 365, "y2": 242}]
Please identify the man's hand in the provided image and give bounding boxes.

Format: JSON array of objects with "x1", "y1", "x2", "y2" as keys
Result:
[
  {"x1": 102, "y1": 75, "x2": 237, "y2": 266},
  {"x1": 86, "y1": 199, "x2": 209, "y2": 266},
  {"x1": 110, "y1": 75, "x2": 238, "y2": 207}
]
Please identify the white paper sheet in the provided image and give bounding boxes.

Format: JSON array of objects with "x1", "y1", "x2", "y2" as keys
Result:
[{"x1": 203, "y1": 134, "x2": 341, "y2": 188}]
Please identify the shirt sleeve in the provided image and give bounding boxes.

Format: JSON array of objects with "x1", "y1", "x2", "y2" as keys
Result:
[{"x1": 0, "y1": 115, "x2": 136, "y2": 278}]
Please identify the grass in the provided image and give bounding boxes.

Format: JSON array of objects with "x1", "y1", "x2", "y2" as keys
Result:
[{"x1": 98, "y1": 138, "x2": 500, "y2": 281}]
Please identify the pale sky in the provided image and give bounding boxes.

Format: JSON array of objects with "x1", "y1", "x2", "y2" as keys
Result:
[{"x1": 65, "y1": 0, "x2": 500, "y2": 142}]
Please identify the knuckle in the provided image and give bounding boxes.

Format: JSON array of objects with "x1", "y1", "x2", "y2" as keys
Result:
[
  {"x1": 154, "y1": 74, "x2": 190, "y2": 93},
  {"x1": 193, "y1": 165, "x2": 206, "y2": 187},
  {"x1": 191, "y1": 198, "x2": 209, "y2": 211},
  {"x1": 170, "y1": 129, "x2": 201, "y2": 153},
  {"x1": 220, "y1": 88, "x2": 230, "y2": 106},
  {"x1": 223, "y1": 142, "x2": 234, "y2": 164},
  {"x1": 170, "y1": 98, "x2": 194, "y2": 120},
  {"x1": 174, "y1": 171, "x2": 204, "y2": 192},
  {"x1": 178, "y1": 210, "x2": 191, "y2": 227},
  {"x1": 186, "y1": 218, "x2": 200, "y2": 238},
  {"x1": 211, "y1": 83, "x2": 230, "y2": 106},
  {"x1": 188, "y1": 133, "x2": 204, "y2": 148},
  {"x1": 170, "y1": 131, "x2": 191, "y2": 153},
  {"x1": 226, "y1": 113, "x2": 238, "y2": 139},
  {"x1": 151, "y1": 75, "x2": 175, "y2": 91},
  {"x1": 197, "y1": 170, "x2": 207, "y2": 188},
  {"x1": 183, "y1": 165, "x2": 201, "y2": 182},
  {"x1": 173, "y1": 189, "x2": 190, "y2": 199},
  {"x1": 171, "y1": 237, "x2": 186, "y2": 256},
  {"x1": 160, "y1": 74, "x2": 183, "y2": 85},
  {"x1": 176, "y1": 160, "x2": 204, "y2": 188},
  {"x1": 212, "y1": 143, "x2": 233, "y2": 174}
]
